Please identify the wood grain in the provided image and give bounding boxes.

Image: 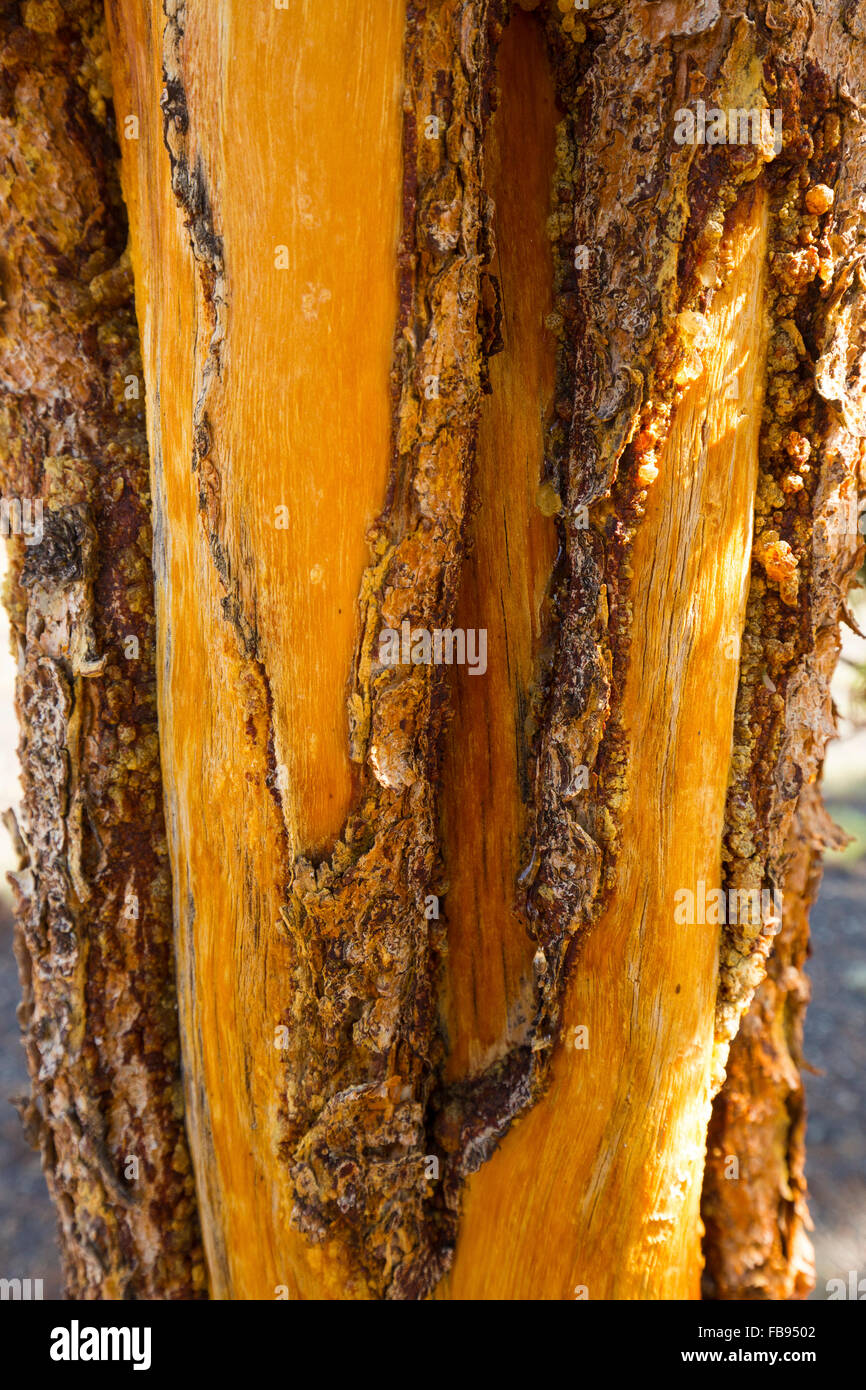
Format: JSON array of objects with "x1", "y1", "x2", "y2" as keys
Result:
[
  {"x1": 442, "y1": 185, "x2": 769, "y2": 1300},
  {"x1": 439, "y1": 8, "x2": 558, "y2": 1081},
  {"x1": 108, "y1": 0, "x2": 406, "y2": 1298}
]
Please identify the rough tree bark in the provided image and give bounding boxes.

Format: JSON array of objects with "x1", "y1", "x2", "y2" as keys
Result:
[
  {"x1": 1, "y1": 0, "x2": 864, "y2": 1300},
  {"x1": 0, "y1": 0, "x2": 204, "y2": 1297}
]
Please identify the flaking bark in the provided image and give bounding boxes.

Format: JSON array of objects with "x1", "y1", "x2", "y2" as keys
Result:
[
  {"x1": 706, "y1": 3, "x2": 866, "y2": 1296},
  {"x1": 0, "y1": 0, "x2": 204, "y2": 1298},
  {"x1": 703, "y1": 786, "x2": 842, "y2": 1299}
]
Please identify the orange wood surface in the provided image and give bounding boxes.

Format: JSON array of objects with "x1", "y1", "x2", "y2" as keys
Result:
[
  {"x1": 439, "y1": 10, "x2": 559, "y2": 1080},
  {"x1": 441, "y1": 186, "x2": 769, "y2": 1299},
  {"x1": 108, "y1": 0, "x2": 406, "y2": 1298}
]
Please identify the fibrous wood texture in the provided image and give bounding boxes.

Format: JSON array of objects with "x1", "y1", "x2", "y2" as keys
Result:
[
  {"x1": 5, "y1": 0, "x2": 865, "y2": 1301},
  {"x1": 444, "y1": 178, "x2": 771, "y2": 1299}
]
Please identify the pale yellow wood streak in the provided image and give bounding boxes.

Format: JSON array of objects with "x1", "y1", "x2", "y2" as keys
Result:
[
  {"x1": 439, "y1": 10, "x2": 559, "y2": 1079},
  {"x1": 441, "y1": 185, "x2": 769, "y2": 1299},
  {"x1": 186, "y1": 0, "x2": 405, "y2": 857},
  {"x1": 108, "y1": 0, "x2": 404, "y2": 1298}
]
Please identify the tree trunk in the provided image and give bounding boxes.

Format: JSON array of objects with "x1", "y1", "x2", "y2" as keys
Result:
[{"x1": 2, "y1": 0, "x2": 864, "y2": 1300}]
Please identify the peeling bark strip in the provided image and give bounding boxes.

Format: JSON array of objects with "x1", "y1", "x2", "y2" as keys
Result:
[
  {"x1": 518, "y1": 0, "x2": 790, "y2": 1032},
  {"x1": 275, "y1": 0, "x2": 493, "y2": 1298},
  {"x1": 0, "y1": 0, "x2": 205, "y2": 1298},
  {"x1": 716, "y1": 15, "x2": 866, "y2": 1060},
  {"x1": 707, "y1": 5, "x2": 866, "y2": 1298}
]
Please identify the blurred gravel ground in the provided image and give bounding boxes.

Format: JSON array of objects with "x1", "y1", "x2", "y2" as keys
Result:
[
  {"x1": 804, "y1": 847, "x2": 866, "y2": 1298},
  {"x1": 0, "y1": 540, "x2": 62, "y2": 1294},
  {"x1": 0, "y1": 903, "x2": 63, "y2": 1298}
]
